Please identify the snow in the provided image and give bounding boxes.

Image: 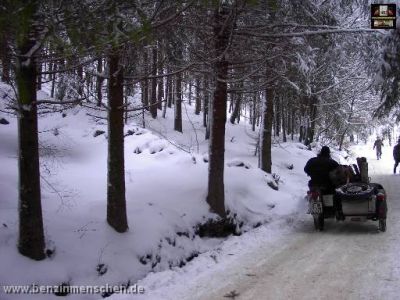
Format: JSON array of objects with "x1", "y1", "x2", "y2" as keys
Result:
[
  {"x1": 165, "y1": 139, "x2": 400, "y2": 300},
  {"x1": 0, "y1": 83, "x2": 349, "y2": 300},
  {"x1": 111, "y1": 137, "x2": 398, "y2": 300}
]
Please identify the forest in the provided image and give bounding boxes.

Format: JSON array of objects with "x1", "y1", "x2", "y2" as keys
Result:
[{"x1": 1, "y1": 0, "x2": 400, "y2": 298}]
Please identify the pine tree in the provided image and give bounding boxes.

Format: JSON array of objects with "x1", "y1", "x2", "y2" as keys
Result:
[
  {"x1": 206, "y1": 4, "x2": 235, "y2": 218},
  {"x1": 14, "y1": 0, "x2": 46, "y2": 260}
]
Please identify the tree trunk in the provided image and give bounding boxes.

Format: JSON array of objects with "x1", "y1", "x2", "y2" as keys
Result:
[
  {"x1": 16, "y1": 2, "x2": 45, "y2": 261},
  {"x1": 307, "y1": 96, "x2": 318, "y2": 144},
  {"x1": 0, "y1": 31, "x2": 11, "y2": 83},
  {"x1": 157, "y1": 49, "x2": 164, "y2": 110},
  {"x1": 77, "y1": 65, "x2": 83, "y2": 96},
  {"x1": 275, "y1": 97, "x2": 280, "y2": 137},
  {"x1": 260, "y1": 87, "x2": 274, "y2": 173},
  {"x1": 36, "y1": 56, "x2": 42, "y2": 90},
  {"x1": 282, "y1": 100, "x2": 287, "y2": 142},
  {"x1": 195, "y1": 77, "x2": 201, "y2": 115},
  {"x1": 171, "y1": 78, "x2": 175, "y2": 105},
  {"x1": 338, "y1": 127, "x2": 348, "y2": 151},
  {"x1": 300, "y1": 125, "x2": 305, "y2": 142},
  {"x1": 50, "y1": 62, "x2": 56, "y2": 98},
  {"x1": 288, "y1": 110, "x2": 291, "y2": 137},
  {"x1": 252, "y1": 93, "x2": 257, "y2": 131},
  {"x1": 291, "y1": 109, "x2": 295, "y2": 141},
  {"x1": 207, "y1": 6, "x2": 231, "y2": 218},
  {"x1": 162, "y1": 87, "x2": 168, "y2": 118},
  {"x1": 174, "y1": 71, "x2": 183, "y2": 132},
  {"x1": 143, "y1": 50, "x2": 149, "y2": 109},
  {"x1": 205, "y1": 94, "x2": 211, "y2": 140},
  {"x1": 229, "y1": 94, "x2": 233, "y2": 113},
  {"x1": 204, "y1": 76, "x2": 210, "y2": 139},
  {"x1": 230, "y1": 93, "x2": 241, "y2": 124},
  {"x1": 86, "y1": 70, "x2": 92, "y2": 96},
  {"x1": 167, "y1": 70, "x2": 173, "y2": 108},
  {"x1": 203, "y1": 77, "x2": 208, "y2": 127},
  {"x1": 150, "y1": 47, "x2": 157, "y2": 118},
  {"x1": 188, "y1": 80, "x2": 192, "y2": 106},
  {"x1": 124, "y1": 86, "x2": 130, "y2": 124},
  {"x1": 107, "y1": 50, "x2": 128, "y2": 233},
  {"x1": 96, "y1": 58, "x2": 103, "y2": 107}
]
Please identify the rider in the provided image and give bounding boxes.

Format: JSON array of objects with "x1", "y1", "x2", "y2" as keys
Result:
[
  {"x1": 304, "y1": 146, "x2": 339, "y2": 193},
  {"x1": 393, "y1": 139, "x2": 400, "y2": 174},
  {"x1": 373, "y1": 137, "x2": 384, "y2": 160},
  {"x1": 304, "y1": 146, "x2": 343, "y2": 220}
]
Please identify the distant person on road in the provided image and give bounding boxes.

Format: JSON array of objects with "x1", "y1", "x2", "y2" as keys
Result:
[
  {"x1": 373, "y1": 137, "x2": 384, "y2": 160},
  {"x1": 393, "y1": 139, "x2": 400, "y2": 174},
  {"x1": 304, "y1": 146, "x2": 339, "y2": 192}
]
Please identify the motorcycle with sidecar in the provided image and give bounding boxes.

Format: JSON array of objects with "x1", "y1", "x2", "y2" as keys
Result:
[{"x1": 307, "y1": 164, "x2": 387, "y2": 231}]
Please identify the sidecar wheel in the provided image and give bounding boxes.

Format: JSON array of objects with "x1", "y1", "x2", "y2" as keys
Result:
[{"x1": 379, "y1": 219, "x2": 386, "y2": 232}]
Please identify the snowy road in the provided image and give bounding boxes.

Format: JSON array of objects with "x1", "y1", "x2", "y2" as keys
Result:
[{"x1": 181, "y1": 147, "x2": 400, "y2": 300}]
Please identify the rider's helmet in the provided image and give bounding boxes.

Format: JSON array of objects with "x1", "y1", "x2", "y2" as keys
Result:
[{"x1": 319, "y1": 146, "x2": 331, "y2": 158}]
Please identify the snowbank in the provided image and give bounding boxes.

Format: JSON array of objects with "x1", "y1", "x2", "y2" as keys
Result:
[{"x1": 0, "y1": 85, "x2": 328, "y2": 300}]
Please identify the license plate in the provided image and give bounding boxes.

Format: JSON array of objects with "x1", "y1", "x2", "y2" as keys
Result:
[
  {"x1": 350, "y1": 217, "x2": 366, "y2": 222},
  {"x1": 309, "y1": 201, "x2": 322, "y2": 214}
]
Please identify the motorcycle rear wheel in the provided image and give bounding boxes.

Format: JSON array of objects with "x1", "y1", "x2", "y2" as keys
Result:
[{"x1": 313, "y1": 214, "x2": 324, "y2": 231}]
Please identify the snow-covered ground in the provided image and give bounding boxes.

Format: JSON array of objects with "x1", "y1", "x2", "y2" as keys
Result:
[{"x1": 1, "y1": 83, "x2": 352, "y2": 300}]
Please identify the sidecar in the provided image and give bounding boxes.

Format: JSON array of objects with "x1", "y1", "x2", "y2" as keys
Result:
[{"x1": 307, "y1": 182, "x2": 387, "y2": 232}]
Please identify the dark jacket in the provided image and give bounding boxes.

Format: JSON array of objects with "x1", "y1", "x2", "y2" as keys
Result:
[
  {"x1": 393, "y1": 144, "x2": 400, "y2": 161},
  {"x1": 373, "y1": 139, "x2": 383, "y2": 151},
  {"x1": 304, "y1": 155, "x2": 339, "y2": 189}
]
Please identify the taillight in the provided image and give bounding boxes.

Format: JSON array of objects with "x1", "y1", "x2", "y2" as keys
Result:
[
  {"x1": 376, "y1": 193, "x2": 385, "y2": 201},
  {"x1": 308, "y1": 191, "x2": 320, "y2": 199}
]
